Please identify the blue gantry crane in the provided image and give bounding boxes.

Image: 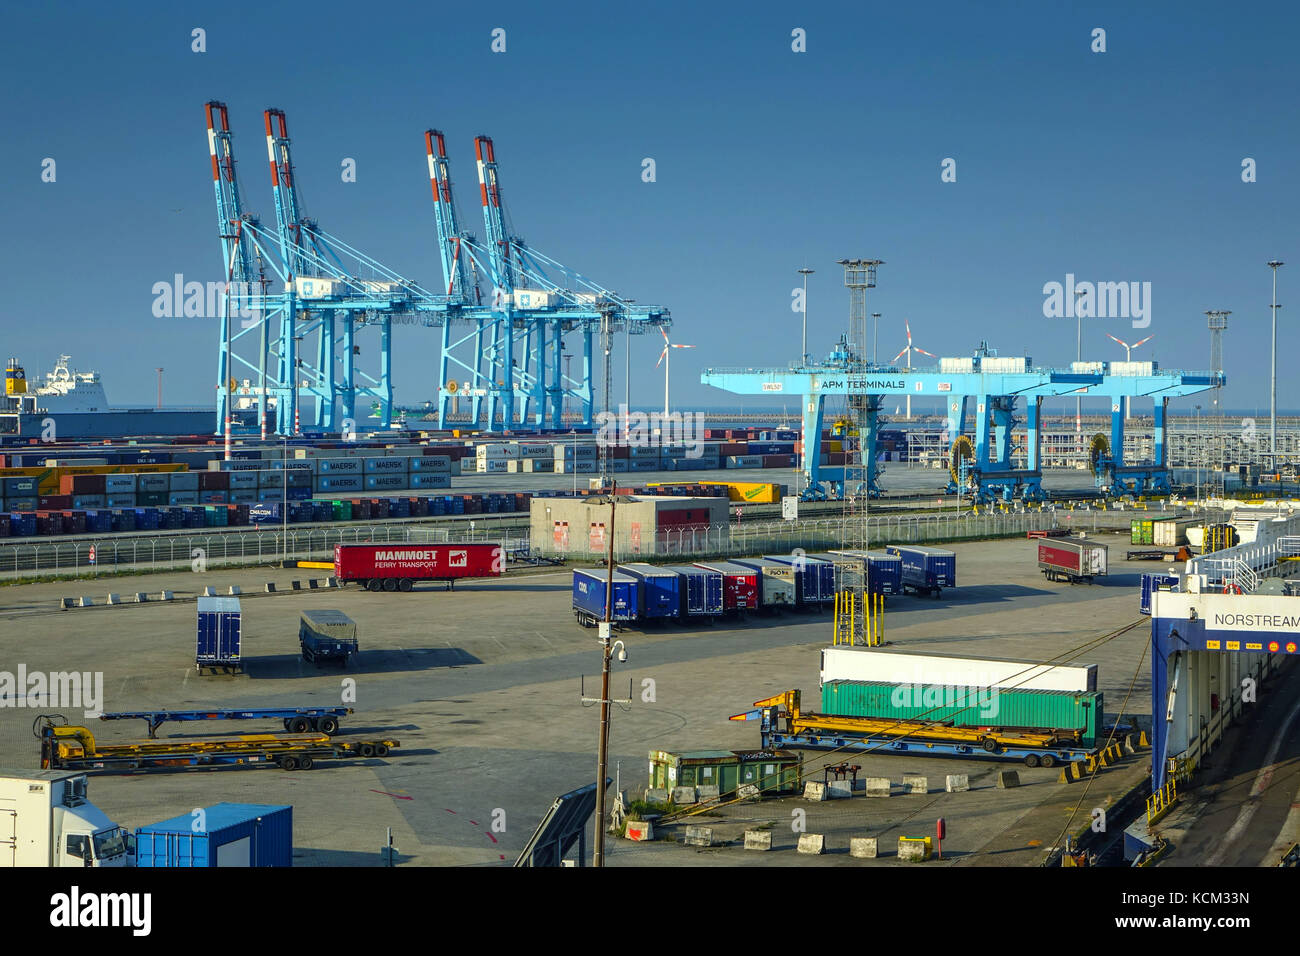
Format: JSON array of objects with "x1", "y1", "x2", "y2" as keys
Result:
[{"x1": 423, "y1": 131, "x2": 671, "y2": 432}]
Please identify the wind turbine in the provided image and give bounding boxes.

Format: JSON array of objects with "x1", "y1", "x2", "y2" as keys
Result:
[
  {"x1": 1105, "y1": 333, "x2": 1153, "y2": 420},
  {"x1": 891, "y1": 320, "x2": 935, "y2": 420},
  {"x1": 656, "y1": 327, "x2": 695, "y2": 416}
]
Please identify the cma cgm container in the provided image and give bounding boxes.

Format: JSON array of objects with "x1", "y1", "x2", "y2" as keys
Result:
[
  {"x1": 693, "y1": 561, "x2": 759, "y2": 612},
  {"x1": 1037, "y1": 538, "x2": 1108, "y2": 584},
  {"x1": 572, "y1": 569, "x2": 639, "y2": 627},
  {"x1": 1140, "y1": 572, "x2": 1179, "y2": 615},
  {"x1": 764, "y1": 554, "x2": 834, "y2": 607},
  {"x1": 821, "y1": 680, "x2": 1103, "y2": 747},
  {"x1": 196, "y1": 597, "x2": 242, "y2": 673},
  {"x1": 619, "y1": 564, "x2": 681, "y2": 621},
  {"x1": 821, "y1": 647, "x2": 1098, "y2": 693},
  {"x1": 884, "y1": 545, "x2": 956, "y2": 597},
  {"x1": 731, "y1": 558, "x2": 797, "y2": 610},
  {"x1": 134, "y1": 804, "x2": 292, "y2": 867},
  {"x1": 334, "y1": 543, "x2": 502, "y2": 593},
  {"x1": 660, "y1": 565, "x2": 724, "y2": 620}
]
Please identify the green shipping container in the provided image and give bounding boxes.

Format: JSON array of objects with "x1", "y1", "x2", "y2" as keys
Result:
[
  {"x1": 821, "y1": 681, "x2": 1102, "y2": 746},
  {"x1": 647, "y1": 749, "x2": 802, "y2": 797},
  {"x1": 1130, "y1": 518, "x2": 1154, "y2": 545},
  {"x1": 332, "y1": 499, "x2": 352, "y2": 521}
]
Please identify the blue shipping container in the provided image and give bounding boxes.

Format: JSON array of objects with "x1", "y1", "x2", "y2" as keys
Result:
[
  {"x1": 619, "y1": 563, "x2": 681, "y2": 620},
  {"x1": 196, "y1": 597, "x2": 241, "y2": 666},
  {"x1": 865, "y1": 551, "x2": 904, "y2": 595},
  {"x1": 135, "y1": 803, "x2": 292, "y2": 867},
  {"x1": 885, "y1": 545, "x2": 956, "y2": 594},
  {"x1": 1140, "y1": 572, "x2": 1179, "y2": 615},
  {"x1": 572, "y1": 569, "x2": 639, "y2": 623},
  {"x1": 660, "y1": 564, "x2": 724, "y2": 617}
]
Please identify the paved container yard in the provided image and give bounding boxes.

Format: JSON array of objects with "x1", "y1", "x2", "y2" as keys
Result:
[{"x1": 0, "y1": 529, "x2": 1159, "y2": 866}]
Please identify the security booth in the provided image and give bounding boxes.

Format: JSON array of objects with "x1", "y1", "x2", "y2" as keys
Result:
[{"x1": 648, "y1": 749, "x2": 802, "y2": 797}]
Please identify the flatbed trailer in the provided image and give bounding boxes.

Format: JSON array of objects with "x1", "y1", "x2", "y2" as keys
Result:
[
  {"x1": 1126, "y1": 548, "x2": 1191, "y2": 562},
  {"x1": 97, "y1": 707, "x2": 354, "y2": 738},
  {"x1": 732, "y1": 691, "x2": 1093, "y2": 767},
  {"x1": 38, "y1": 720, "x2": 397, "y2": 774}
]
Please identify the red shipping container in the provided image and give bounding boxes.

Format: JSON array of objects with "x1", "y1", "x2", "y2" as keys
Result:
[
  {"x1": 762, "y1": 454, "x2": 796, "y2": 468},
  {"x1": 60, "y1": 474, "x2": 106, "y2": 495},
  {"x1": 349, "y1": 498, "x2": 372, "y2": 520},
  {"x1": 609, "y1": 445, "x2": 630, "y2": 458},
  {"x1": 38, "y1": 494, "x2": 73, "y2": 510},
  {"x1": 720, "y1": 442, "x2": 747, "y2": 455},
  {"x1": 198, "y1": 471, "x2": 230, "y2": 490},
  {"x1": 370, "y1": 498, "x2": 390, "y2": 519},
  {"x1": 334, "y1": 542, "x2": 503, "y2": 588},
  {"x1": 464, "y1": 495, "x2": 483, "y2": 514},
  {"x1": 694, "y1": 562, "x2": 758, "y2": 610}
]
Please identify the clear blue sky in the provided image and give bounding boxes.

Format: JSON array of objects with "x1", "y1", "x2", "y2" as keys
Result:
[{"x1": 3, "y1": 1, "x2": 1298, "y2": 416}]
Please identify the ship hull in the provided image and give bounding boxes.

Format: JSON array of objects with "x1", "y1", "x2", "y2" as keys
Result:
[{"x1": 0, "y1": 409, "x2": 216, "y2": 440}]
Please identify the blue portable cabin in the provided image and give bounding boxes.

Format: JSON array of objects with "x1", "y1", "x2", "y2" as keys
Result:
[
  {"x1": 660, "y1": 564, "x2": 724, "y2": 621},
  {"x1": 196, "y1": 597, "x2": 242, "y2": 672},
  {"x1": 572, "y1": 569, "x2": 640, "y2": 627},
  {"x1": 618, "y1": 563, "x2": 682, "y2": 622},
  {"x1": 764, "y1": 553, "x2": 834, "y2": 607},
  {"x1": 135, "y1": 803, "x2": 292, "y2": 867},
  {"x1": 884, "y1": 544, "x2": 956, "y2": 597},
  {"x1": 1139, "y1": 572, "x2": 1179, "y2": 615}
]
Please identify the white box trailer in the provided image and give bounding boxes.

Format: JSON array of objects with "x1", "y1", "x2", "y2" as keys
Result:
[
  {"x1": 731, "y1": 558, "x2": 797, "y2": 609},
  {"x1": 820, "y1": 648, "x2": 1098, "y2": 693},
  {"x1": 0, "y1": 770, "x2": 130, "y2": 867}
]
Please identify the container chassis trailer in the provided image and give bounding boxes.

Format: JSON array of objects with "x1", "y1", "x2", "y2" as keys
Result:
[
  {"x1": 733, "y1": 691, "x2": 1094, "y2": 767},
  {"x1": 96, "y1": 707, "x2": 354, "y2": 738},
  {"x1": 37, "y1": 718, "x2": 397, "y2": 774}
]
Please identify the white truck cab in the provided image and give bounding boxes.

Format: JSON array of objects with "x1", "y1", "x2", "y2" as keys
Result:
[{"x1": 0, "y1": 769, "x2": 130, "y2": 867}]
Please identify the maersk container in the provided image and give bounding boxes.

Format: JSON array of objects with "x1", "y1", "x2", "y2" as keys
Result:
[
  {"x1": 134, "y1": 803, "x2": 292, "y2": 867},
  {"x1": 1140, "y1": 572, "x2": 1179, "y2": 615},
  {"x1": 196, "y1": 597, "x2": 241, "y2": 670},
  {"x1": 619, "y1": 564, "x2": 681, "y2": 620},
  {"x1": 764, "y1": 554, "x2": 834, "y2": 606},
  {"x1": 660, "y1": 564, "x2": 724, "y2": 619},
  {"x1": 821, "y1": 680, "x2": 1102, "y2": 746},
  {"x1": 884, "y1": 544, "x2": 956, "y2": 596},
  {"x1": 731, "y1": 558, "x2": 797, "y2": 609},
  {"x1": 820, "y1": 647, "x2": 1099, "y2": 693},
  {"x1": 572, "y1": 569, "x2": 639, "y2": 625}
]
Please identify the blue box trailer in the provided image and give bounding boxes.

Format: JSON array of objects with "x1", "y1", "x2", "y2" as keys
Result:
[
  {"x1": 764, "y1": 554, "x2": 835, "y2": 607},
  {"x1": 884, "y1": 544, "x2": 956, "y2": 597},
  {"x1": 135, "y1": 803, "x2": 292, "y2": 867},
  {"x1": 572, "y1": 569, "x2": 640, "y2": 627},
  {"x1": 619, "y1": 563, "x2": 682, "y2": 621},
  {"x1": 196, "y1": 597, "x2": 242, "y2": 673},
  {"x1": 660, "y1": 565, "x2": 724, "y2": 620},
  {"x1": 1140, "y1": 572, "x2": 1179, "y2": 615}
]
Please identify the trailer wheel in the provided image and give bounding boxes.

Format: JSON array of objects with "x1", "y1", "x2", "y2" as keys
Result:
[
  {"x1": 1024, "y1": 754, "x2": 1041, "y2": 768},
  {"x1": 981, "y1": 737, "x2": 999, "y2": 753},
  {"x1": 289, "y1": 717, "x2": 311, "y2": 733},
  {"x1": 1040, "y1": 754, "x2": 1057, "y2": 768},
  {"x1": 358, "y1": 743, "x2": 376, "y2": 758},
  {"x1": 398, "y1": 579, "x2": 413, "y2": 592},
  {"x1": 366, "y1": 579, "x2": 382, "y2": 592},
  {"x1": 374, "y1": 744, "x2": 389, "y2": 757},
  {"x1": 280, "y1": 755, "x2": 299, "y2": 771},
  {"x1": 298, "y1": 755, "x2": 314, "y2": 770},
  {"x1": 383, "y1": 579, "x2": 398, "y2": 592},
  {"x1": 318, "y1": 716, "x2": 340, "y2": 735}
]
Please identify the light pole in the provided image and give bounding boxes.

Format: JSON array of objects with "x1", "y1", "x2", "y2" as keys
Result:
[
  {"x1": 1269, "y1": 261, "x2": 1284, "y2": 468},
  {"x1": 593, "y1": 485, "x2": 618, "y2": 867},
  {"x1": 1195, "y1": 405, "x2": 1202, "y2": 505},
  {"x1": 281, "y1": 437, "x2": 288, "y2": 564},
  {"x1": 797, "y1": 268, "x2": 814, "y2": 365},
  {"x1": 1074, "y1": 289, "x2": 1085, "y2": 442}
]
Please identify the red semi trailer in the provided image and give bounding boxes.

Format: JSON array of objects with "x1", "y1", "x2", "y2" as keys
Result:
[
  {"x1": 334, "y1": 543, "x2": 504, "y2": 593},
  {"x1": 1037, "y1": 538, "x2": 1108, "y2": 584},
  {"x1": 692, "y1": 561, "x2": 759, "y2": 611}
]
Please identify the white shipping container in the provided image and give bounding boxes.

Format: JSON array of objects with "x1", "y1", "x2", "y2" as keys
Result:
[
  {"x1": 477, "y1": 459, "x2": 511, "y2": 473},
  {"x1": 476, "y1": 443, "x2": 520, "y2": 459},
  {"x1": 293, "y1": 276, "x2": 342, "y2": 298},
  {"x1": 1110, "y1": 360, "x2": 1157, "y2": 376},
  {"x1": 512, "y1": 289, "x2": 553, "y2": 310},
  {"x1": 981, "y1": 356, "x2": 1031, "y2": 373},
  {"x1": 554, "y1": 445, "x2": 599, "y2": 459},
  {"x1": 819, "y1": 648, "x2": 1098, "y2": 693},
  {"x1": 939, "y1": 357, "x2": 974, "y2": 373},
  {"x1": 1071, "y1": 361, "x2": 1105, "y2": 374},
  {"x1": 513, "y1": 443, "x2": 552, "y2": 457}
]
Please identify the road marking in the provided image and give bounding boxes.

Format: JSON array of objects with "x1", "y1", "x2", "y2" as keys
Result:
[{"x1": 1206, "y1": 695, "x2": 1300, "y2": 866}]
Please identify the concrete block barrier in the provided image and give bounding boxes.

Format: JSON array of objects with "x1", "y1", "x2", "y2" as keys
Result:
[
  {"x1": 850, "y1": 837, "x2": 878, "y2": 859},
  {"x1": 78, "y1": 596, "x2": 94, "y2": 607},
  {"x1": 625, "y1": 821, "x2": 654, "y2": 842},
  {"x1": 744, "y1": 830, "x2": 773, "y2": 851},
  {"x1": 803, "y1": 782, "x2": 827, "y2": 801},
  {"x1": 202, "y1": 586, "x2": 216, "y2": 597},
  {"x1": 158, "y1": 590, "x2": 173, "y2": 601},
  {"x1": 59, "y1": 598, "x2": 74, "y2": 610},
  {"x1": 797, "y1": 834, "x2": 825, "y2": 855},
  {"x1": 105, "y1": 593, "x2": 122, "y2": 605},
  {"x1": 265, "y1": 583, "x2": 277, "y2": 593},
  {"x1": 827, "y1": 780, "x2": 854, "y2": 800},
  {"x1": 683, "y1": 825, "x2": 714, "y2": 847},
  {"x1": 643, "y1": 788, "x2": 669, "y2": 804},
  {"x1": 864, "y1": 777, "x2": 891, "y2": 798},
  {"x1": 898, "y1": 836, "x2": 932, "y2": 862},
  {"x1": 670, "y1": 786, "x2": 698, "y2": 805},
  {"x1": 228, "y1": 585, "x2": 241, "y2": 596},
  {"x1": 945, "y1": 774, "x2": 970, "y2": 793},
  {"x1": 696, "y1": 785, "x2": 721, "y2": 805},
  {"x1": 997, "y1": 771, "x2": 1021, "y2": 789},
  {"x1": 134, "y1": 593, "x2": 148, "y2": 603}
]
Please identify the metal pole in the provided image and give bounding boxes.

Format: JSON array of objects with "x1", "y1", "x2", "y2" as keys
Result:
[
  {"x1": 871, "y1": 313, "x2": 881, "y2": 367},
  {"x1": 1269, "y1": 261, "x2": 1284, "y2": 468},
  {"x1": 798, "y1": 268, "x2": 814, "y2": 364},
  {"x1": 282, "y1": 438, "x2": 288, "y2": 563},
  {"x1": 594, "y1": 485, "x2": 616, "y2": 867},
  {"x1": 156, "y1": 368, "x2": 163, "y2": 410}
]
